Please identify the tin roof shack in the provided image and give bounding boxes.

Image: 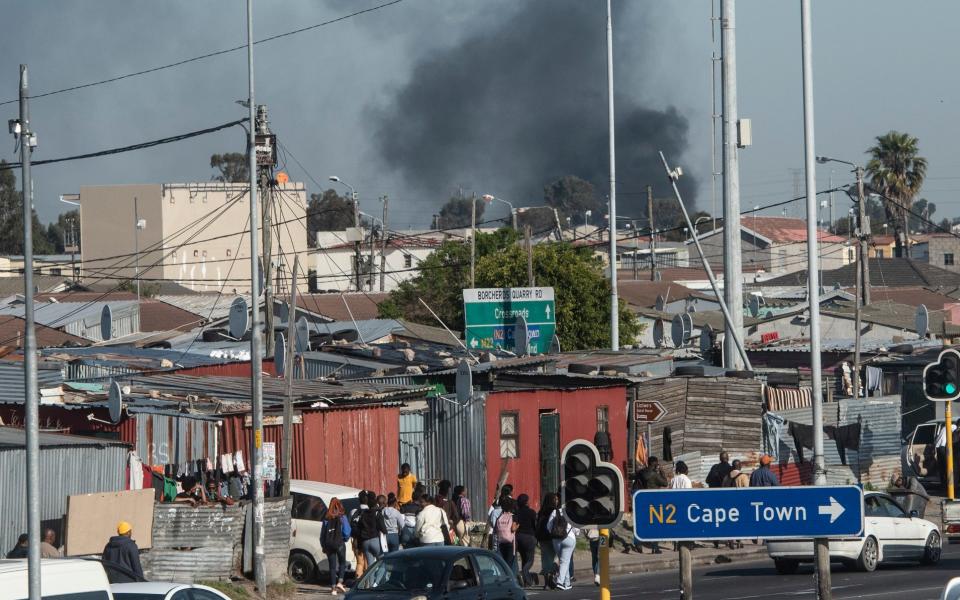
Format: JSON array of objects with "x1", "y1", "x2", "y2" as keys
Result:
[
  {"x1": 634, "y1": 376, "x2": 764, "y2": 482},
  {"x1": 0, "y1": 427, "x2": 129, "y2": 556}
]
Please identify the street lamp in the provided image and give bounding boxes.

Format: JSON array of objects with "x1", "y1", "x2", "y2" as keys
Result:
[
  {"x1": 330, "y1": 175, "x2": 362, "y2": 290},
  {"x1": 481, "y1": 194, "x2": 517, "y2": 229},
  {"x1": 694, "y1": 215, "x2": 711, "y2": 234}
]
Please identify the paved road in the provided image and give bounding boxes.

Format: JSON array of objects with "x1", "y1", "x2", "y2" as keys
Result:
[{"x1": 530, "y1": 543, "x2": 960, "y2": 600}]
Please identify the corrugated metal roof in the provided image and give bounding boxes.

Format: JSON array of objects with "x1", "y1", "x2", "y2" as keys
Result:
[
  {"x1": 0, "y1": 300, "x2": 138, "y2": 329},
  {"x1": 0, "y1": 425, "x2": 130, "y2": 448},
  {"x1": 156, "y1": 294, "x2": 250, "y2": 321},
  {"x1": 40, "y1": 346, "x2": 244, "y2": 371},
  {"x1": 747, "y1": 338, "x2": 942, "y2": 353}
]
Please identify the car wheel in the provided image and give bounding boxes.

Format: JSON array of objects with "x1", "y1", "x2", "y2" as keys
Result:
[
  {"x1": 288, "y1": 551, "x2": 316, "y2": 584},
  {"x1": 856, "y1": 536, "x2": 879, "y2": 572},
  {"x1": 774, "y1": 559, "x2": 799, "y2": 575},
  {"x1": 922, "y1": 531, "x2": 942, "y2": 565}
]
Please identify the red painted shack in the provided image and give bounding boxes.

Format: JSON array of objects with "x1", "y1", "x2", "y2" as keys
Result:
[
  {"x1": 482, "y1": 385, "x2": 627, "y2": 508},
  {"x1": 220, "y1": 403, "x2": 400, "y2": 494}
]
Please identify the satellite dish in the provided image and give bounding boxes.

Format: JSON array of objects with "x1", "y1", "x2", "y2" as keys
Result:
[
  {"x1": 275, "y1": 333, "x2": 286, "y2": 377},
  {"x1": 455, "y1": 359, "x2": 473, "y2": 404},
  {"x1": 653, "y1": 319, "x2": 664, "y2": 348},
  {"x1": 295, "y1": 317, "x2": 310, "y2": 353},
  {"x1": 916, "y1": 304, "x2": 929, "y2": 338},
  {"x1": 100, "y1": 304, "x2": 113, "y2": 341},
  {"x1": 833, "y1": 282, "x2": 842, "y2": 291},
  {"x1": 279, "y1": 301, "x2": 290, "y2": 325},
  {"x1": 748, "y1": 295, "x2": 762, "y2": 318},
  {"x1": 655, "y1": 294, "x2": 666, "y2": 311},
  {"x1": 229, "y1": 297, "x2": 250, "y2": 339},
  {"x1": 514, "y1": 315, "x2": 529, "y2": 356},
  {"x1": 549, "y1": 334, "x2": 561, "y2": 354},
  {"x1": 671, "y1": 314, "x2": 684, "y2": 348},
  {"x1": 687, "y1": 302, "x2": 697, "y2": 313},
  {"x1": 700, "y1": 323, "x2": 714, "y2": 354},
  {"x1": 681, "y1": 312, "x2": 693, "y2": 344},
  {"x1": 108, "y1": 381, "x2": 123, "y2": 424}
]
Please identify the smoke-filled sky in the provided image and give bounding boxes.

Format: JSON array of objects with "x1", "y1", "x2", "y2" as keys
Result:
[{"x1": 1, "y1": 1, "x2": 959, "y2": 228}]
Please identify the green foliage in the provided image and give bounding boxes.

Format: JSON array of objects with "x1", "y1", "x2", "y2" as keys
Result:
[
  {"x1": 866, "y1": 131, "x2": 927, "y2": 252},
  {"x1": 380, "y1": 228, "x2": 641, "y2": 350},
  {"x1": 117, "y1": 279, "x2": 160, "y2": 298},
  {"x1": 437, "y1": 196, "x2": 485, "y2": 229},
  {"x1": 308, "y1": 189, "x2": 355, "y2": 245},
  {"x1": 543, "y1": 175, "x2": 604, "y2": 222},
  {"x1": 209, "y1": 152, "x2": 249, "y2": 183},
  {"x1": 0, "y1": 161, "x2": 55, "y2": 255},
  {"x1": 45, "y1": 209, "x2": 80, "y2": 253}
]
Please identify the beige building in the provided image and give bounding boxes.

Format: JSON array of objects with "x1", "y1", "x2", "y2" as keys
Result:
[{"x1": 77, "y1": 182, "x2": 308, "y2": 293}]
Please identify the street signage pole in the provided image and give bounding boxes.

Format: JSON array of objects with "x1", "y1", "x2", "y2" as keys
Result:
[{"x1": 463, "y1": 287, "x2": 555, "y2": 354}]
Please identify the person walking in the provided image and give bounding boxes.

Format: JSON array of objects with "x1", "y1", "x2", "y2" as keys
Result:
[
  {"x1": 356, "y1": 492, "x2": 385, "y2": 567},
  {"x1": 670, "y1": 461, "x2": 693, "y2": 489},
  {"x1": 102, "y1": 521, "x2": 144, "y2": 581},
  {"x1": 438, "y1": 480, "x2": 463, "y2": 544},
  {"x1": 382, "y1": 494, "x2": 404, "y2": 553},
  {"x1": 535, "y1": 493, "x2": 558, "y2": 588},
  {"x1": 493, "y1": 497, "x2": 518, "y2": 571},
  {"x1": 397, "y1": 463, "x2": 417, "y2": 504},
  {"x1": 415, "y1": 494, "x2": 451, "y2": 546},
  {"x1": 547, "y1": 499, "x2": 578, "y2": 591},
  {"x1": 749, "y1": 455, "x2": 779, "y2": 487},
  {"x1": 453, "y1": 485, "x2": 472, "y2": 546},
  {"x1": 705, "y1": 451, "x2": 732, "y2": 488},
  {"x1": 6, "y1": 534, "x2": 28, "y2": 559},
  {"x1": 640, "y1": 457, "x2": 669, "y2": 490},
  {"x1": 585, "y1": 527, "x2": 601, "y2": 586},
  {"x1": 721, "y1": 460, "x2": 743, "y2": 487},
  {"x1": 321, "y1": 498, "x2": 351, "y2": 595},
  {"x1": 514, "y1": 494, "x2": 538, "y2": 588},
  {"x1": 349, "y1": 491, "x2": 370, "y2": 577},
  {"x1": 41, "y1": 528, "x2": 61, "y2": 558},
  {"x1": 487, "y1": 485, "x2": 514, "y2": 550},
  {"x1": 400, "y1": 486, "x2": 423, "y2": 548}
]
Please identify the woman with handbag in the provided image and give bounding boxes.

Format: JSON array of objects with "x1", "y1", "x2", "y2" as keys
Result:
[{"x1": 494, "y1": 497, "x2": 519, "y2": 570}]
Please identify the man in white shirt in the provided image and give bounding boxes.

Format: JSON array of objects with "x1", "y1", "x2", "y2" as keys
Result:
[
  {"x1": 669, "y1": 461, "x2": 693, "y2": 489},
  {"x1": 415, "y1": 495, "x2": 450, "y2": 546},
  {"x1": 937, "y1": 421, "x2": 959, "y2": 488}
]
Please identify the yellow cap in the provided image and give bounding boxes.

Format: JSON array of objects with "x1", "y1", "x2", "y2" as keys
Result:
[{"x1": 117, "y1": 521, "x2": 132, "y2": 535}]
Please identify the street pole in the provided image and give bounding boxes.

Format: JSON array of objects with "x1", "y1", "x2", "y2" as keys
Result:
[
  {"x1": 134, "y1": 196, "x2": 140, "y2": 302},
  {"x1": 647, "y1": 185, "x2": 657, "y2": 281},
  {"x1": 800, "y1": 2, "x2": 831, "y2": 599},
  {"x1": 606, "y1": 0, "x2": 619, "y2": 352},
  {"x1": 19, "y1": 62, "x2": 41, "y2": 600},
  {"x1": 244, "y1": 1, "x2": 267, "y2": 594},
  {"x1": 853, "y1": 244, "x2": 862, "y2": 401},
  {"x1": 721, "y1": 0, "x2": 745, "y2": 369},
  {"x1": 633, "y1": 221, "x2": 639, "y2": 281},
  {"x1": 599, "y1": 528, "x2": 611, "y2": 600},
  {"x1": 525, "y1": 224, "x2": 534, "y2": 287},
  {"x1": 856, "y1": 168, "x2": 870, "y2": 306},
  {"x1": 379, "y1": 195, "x2": 388, "y2": 292},
  {"x1": 679, "y1": 542, "x2": 693, "y2": 600},
  {"x1": 257, "y1": 106, "x2": 275, "y2": 358},
  {"x1": 470, "y1": 194, "x2": 476, "y2": 288},
  {"x1": 281, "y1": 257, "x2": 299, "y2": 497},
  {"x1": 353, "y1": 191, "x2": 361, "y2": 292}
]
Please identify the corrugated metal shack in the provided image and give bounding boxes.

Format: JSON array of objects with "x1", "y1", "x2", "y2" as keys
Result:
[
  {"x1": 0, "y1": 427, "x2": 129, "y2": 554},
  {"x1": 770, "y1": 396, "x2": 901, "y2": 487}
]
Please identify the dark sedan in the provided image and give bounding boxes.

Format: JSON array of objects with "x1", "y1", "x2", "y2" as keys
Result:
[{"x1": 346, "y1": 547, "x2": 525, "y2": 600}]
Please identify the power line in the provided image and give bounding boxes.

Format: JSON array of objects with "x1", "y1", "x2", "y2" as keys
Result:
[{"x1": 0, "y1": 0, "x2": 405, "y2": 107}]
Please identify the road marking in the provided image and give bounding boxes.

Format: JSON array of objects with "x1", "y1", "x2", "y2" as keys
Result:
[{"x1": 835, "y1": 586, "x2": 944, "y2": 600}]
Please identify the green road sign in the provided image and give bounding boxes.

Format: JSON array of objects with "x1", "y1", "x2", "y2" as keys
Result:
[{"x1": 463, "y1": 287, "x2": 556, "y2": 354}]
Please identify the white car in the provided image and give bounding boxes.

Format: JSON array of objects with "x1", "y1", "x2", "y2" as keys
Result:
[
  {"x1": 2, "y1": 559, "x2": 114, "y2": 600},
  {"x1": 112, "y1": 582, "x2": 232, "y2": 600},
  {"x1": 289, "y1": 479, "x2": 363, "y2": 584},
  {"x1": 767, "y1": 491, "x2": 941, "y2": 573}
]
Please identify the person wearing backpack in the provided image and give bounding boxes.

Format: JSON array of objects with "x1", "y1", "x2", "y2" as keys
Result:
[
  {"x1": 356, "y1": 491, "x2": 385, "y2": 567},
  {"x1": 547, "y1": 498, "x2": 578, "y2": 591},
  {"x1": 536, "y1": 493, "x2": 558, "y2": 589},
  {"x1": 320, "y1": 498, "x2": 351, "y2": 596},
  {"x1": 514, "y1": 494, "x2": 538, "y2": 588},
  {"x1": 349, "y1": 491, "x2": 370, "y2": 577},
  {"x1": 494, "y1": 497, "x2": 519, "y2": 570},
  {"x1": 400, "y1": 485, "x2": 424, "y2": 548}
]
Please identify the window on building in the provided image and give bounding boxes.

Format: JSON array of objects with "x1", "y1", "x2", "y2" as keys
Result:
[
  {"x1": 226, "y1": 249, "x2": 232, "y2": 257},
  {"x1": 499, "y1": 412, "x2": 519, "y2": 458},
  {"x1": 404, "y1": 254, "x2": 413, "y2": 269},
  {"x1": 50, "y1": 268, "x2": 62, "y2": 276},
  {"x1": 847, "y1": 249, "x2": 855, "y2": 262},
  {"x1": 193, "y1": 250, "x2": 199, "y2": 257},
  {"x1": 596, "y1": 405, "x2": 609, "y2": 433},
  {"x1": 946, "y1": 253, "x2": 955, "y2": 266}
]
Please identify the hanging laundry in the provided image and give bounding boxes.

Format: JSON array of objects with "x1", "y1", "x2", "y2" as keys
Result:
[
  {"x1": 865, "y1": 366, "x2": 882, "y2": 396},
  {"x1": 762, "y1": 412, "x2": 786, "y2": 461},
  {"x1": 221, "y1": 454, "x2": 234, "y2": 473},
  {"x1": 634, "y1": 431, "x2": 648, "y2": 468},
  {"x1": 128, "y1": 452, "x2": 144, "y2": 490},
  {"x1": 832, "y1": 422, "x2": 862, "y2": 465},
  {"x1": 234, "y1": 450, "x2": 246, "y2": 473},
  {"x1": 206, "y1": 458, "x2": 214, "y2": 472},
  {"x1": 789, "y1": 422, "x2": 815, "y2": 463}
]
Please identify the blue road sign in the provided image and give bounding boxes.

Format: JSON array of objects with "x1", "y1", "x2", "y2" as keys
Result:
[{"x1": 633, "y1": 486, "x2": 864, "y2": 542}]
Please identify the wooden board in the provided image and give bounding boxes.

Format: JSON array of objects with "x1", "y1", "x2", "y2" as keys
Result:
[{"x1": 65, "y1": 489, "x2": 155, "y2": 556}]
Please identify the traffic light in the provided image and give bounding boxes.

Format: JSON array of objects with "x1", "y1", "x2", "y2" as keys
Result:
[
  {"x1": 923, "y1": 349, "x2": 960, "y2": 401},
  {"x1": 561, "y1": 439, "x2": 624, "y2": 527}
]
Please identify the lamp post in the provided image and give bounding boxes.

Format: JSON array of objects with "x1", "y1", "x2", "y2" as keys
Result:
[
  {"x1": 481, "y1": 194, "x2": 516, "y2": 230},
  {"x1": 329, "y1": 176, "x2": 361, "y2": 291},
  {"x1": 133, "y1": 197, "x2": 146, "y2": 302}
]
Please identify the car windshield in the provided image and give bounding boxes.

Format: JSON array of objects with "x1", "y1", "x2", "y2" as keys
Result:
[{"x1": 356, "y1": 556, "x2": 448, "y2": 592}]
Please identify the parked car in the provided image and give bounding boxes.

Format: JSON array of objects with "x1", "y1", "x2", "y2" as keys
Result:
[
  {"x1": 767, "y1": 491, "x2": 941, "y2": 573},
  {"x1": 346, "y1": 547, "x2": 525, "y2": 600},
  {"x1": 112, "y1": 582, "x2": 232, "y2": 600},
  {"x1": 902, "y1": 420, "x2": 941, "y2": 483},
  {"x1": 1, "y1": 558, "x2": 114, "y2": 600},
  {"x1": 288, "y1": 479, "x2": 362, "y2": 584},
  {"x1": 942, "y1": 576, "x2": 960, "y2": 600}
]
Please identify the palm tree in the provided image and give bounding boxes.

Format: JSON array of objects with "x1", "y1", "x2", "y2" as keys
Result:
[{"x1": 865, "y1": 131, "x2": 927, "y2": 258}]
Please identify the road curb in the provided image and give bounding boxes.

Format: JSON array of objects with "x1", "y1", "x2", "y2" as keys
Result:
[{"x1": 572, "y1": 545, "x2": 769, "y2": 579}]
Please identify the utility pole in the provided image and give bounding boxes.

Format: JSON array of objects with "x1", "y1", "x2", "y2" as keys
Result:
[
  {"x1": 525, "y1": 224, "x2": 534, "y2": 287},
  {"x1": 721, "y1": 0, "x2": 745, "y2": 369},
  {"x1": 18, "y1": 62, "x2": 41, "y2": 600},
  {"x1": 244, "y1": 1, "x2": 267, "y2": 594},
  {"x1": 800, "y1": 2, "x2": 831, "y2": 598},
  {"x1": 470, "y1": 193, "x2": 477, "y2": 288},
  {"x1": 647, "y1": 185, "x2": 657, "y2": 281},
  {"x1": 856, "y1": 167, "x2": 870, "y2": 306},
  {"x1": 256, "y1": 105, "x2": 275, "y2": 358},
  {"x1": 281, "y1": 257, "x2": 299, "y2": 497},
  {"x1": 368, "y1": 216, "x2": 376, "y2": 292},
  {"x1": 353, "y1": 190, "x2": 361, "y2": 292},
  {"x1": 134, "y1": 196, "x2": 141, "y2": 302},
  {"x1": 606, "y1": 0, "x2": 619, "y2": 352},
  {"x1": 379, "y1": 195, "x2": 388, "y2": 292},
  {"x1": 633, "y1": 220, "x2": 639, "y2": 281}
]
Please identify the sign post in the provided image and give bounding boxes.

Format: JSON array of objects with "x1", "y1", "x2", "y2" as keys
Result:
[{"x1": 463, "y1": 287, "x2": 555, "y2": 354}]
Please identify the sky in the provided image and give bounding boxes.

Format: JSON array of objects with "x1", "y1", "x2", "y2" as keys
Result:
[{"x1": 0, "y1": 0, "x2": 957, "y2": 230}]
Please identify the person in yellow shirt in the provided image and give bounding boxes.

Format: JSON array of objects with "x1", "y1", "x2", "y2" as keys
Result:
[{"x1": 397, "y1": 463, "x2": 417, "y2": 504}]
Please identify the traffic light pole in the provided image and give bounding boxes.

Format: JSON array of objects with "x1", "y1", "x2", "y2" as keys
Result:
[
  {"x1": 679, "y1": 542, "x2": 693, "y2": 600},
  {"x1": 947, "y1": 400, "x2": 955, "y2": 500},
  {"x1": 599, "y1": 528, "x2": 610, "y2": 600}
]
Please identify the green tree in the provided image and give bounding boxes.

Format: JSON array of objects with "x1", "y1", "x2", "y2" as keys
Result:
[
  {"x1": 0, "y1": 161, "x2": 54, "y2": 255},
  {"x1": 210, "y1": 152, "x2": 249, "y2": 183},
  {"x1": 45, "y1": 209, "x2": 80, "y2": 253},
  {"x1": 866, "y1": 131, "x2": 927, "y2": 257},
  {"x1": 543, "y1": 175, "x2": 605, "y2": 223},
  {"x1": 909, "y1": 198, "x2": 935, "y2": 233},
  {"x1": 436, "y1": 196, "x2": 485, "y2": 229},
  {"x1": 307, "y1": 189, "x2": 355, "y2": 246},
  {"x1": 379, "y1": 229, "x2": 641, "y2": 350}
]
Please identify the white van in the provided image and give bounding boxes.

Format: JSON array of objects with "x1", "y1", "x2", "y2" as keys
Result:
[
  {"x1": 289, "y1": 480, "x2": 363, "y2": 584},
  {"x1": 0, "y1": 558, "x2": 114, "y2": 600}
]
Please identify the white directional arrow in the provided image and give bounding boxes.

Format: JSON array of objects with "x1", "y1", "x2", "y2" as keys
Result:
[
  {"x1": 818, "y1": 497, "x2": 845, "y2": 523},
  {"x1": 470, "y1": 337, "x2": 479, "y2": 348},
  {"x1": 545, "y1": 305, "x2": 552, "y2": 319}
]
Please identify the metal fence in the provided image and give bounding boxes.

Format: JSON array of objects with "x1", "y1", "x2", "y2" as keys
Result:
[
  {"x1": 399, "y1": 410, "x2": 428, "y2": 482},
  {"x1": 421, "y1": 393, "x2": 488, "y2": 514}
]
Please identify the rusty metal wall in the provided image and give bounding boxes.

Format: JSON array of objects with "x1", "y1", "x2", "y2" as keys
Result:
[
  {"x1": 242, "y1": 497, "x2": 291, "y2": 584},
  {"x1": 143, "y1": 503, "x2": 245, "y2": 583},
  {"x1": 135, "y1": 412, "x2": 218, "y2": 466}
]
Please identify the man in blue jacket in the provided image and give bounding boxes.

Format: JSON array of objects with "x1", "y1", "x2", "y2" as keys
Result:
[{"x1": 102, "y1": 521, "x2": 144, "y2": 581}]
